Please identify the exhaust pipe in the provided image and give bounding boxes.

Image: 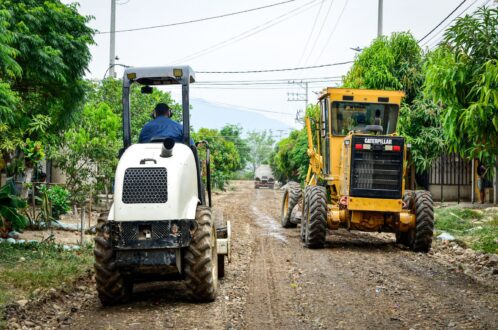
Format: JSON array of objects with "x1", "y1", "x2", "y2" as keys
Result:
[{"x1": 161, "y1": 138, "x2": 175, "y2": 158}]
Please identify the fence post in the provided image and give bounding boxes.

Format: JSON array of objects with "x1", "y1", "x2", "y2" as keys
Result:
[
  {"x1": 471, "y1": 159, "x2": 475, "y2": 204},
  {"x1": 494, "y1": 155, "x2": 497, "y2": 205},
  {"x1": 80, "y1": 207, "x2": 85, "y2": 246}
]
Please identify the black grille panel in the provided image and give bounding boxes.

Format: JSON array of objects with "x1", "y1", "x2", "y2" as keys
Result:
[
  {"x1": 109, "y1": 220, "x2": 194, "y2": 250},
  {"x1": 122, "y1": 167, "x2": 167, "y2": 204},
  {"x1": 350, "y1": 136, "x2": 403, "y2": 199}
]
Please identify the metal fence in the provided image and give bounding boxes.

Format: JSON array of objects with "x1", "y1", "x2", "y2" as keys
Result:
[
  {"x1": 428, "y1": 153, "x2": 472, "y2": 203},
  {"x1": 429, "y1": 153, "x2": 472, "y2": 186}
]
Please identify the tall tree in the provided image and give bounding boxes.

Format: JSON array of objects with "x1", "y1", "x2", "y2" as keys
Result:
[
  {"x1": 86, "y1": 78, "x2": 182, "y2": 144},
  {"x1": 246, "y1": 130, "x2": 275, "y2": 175},
  {"x1": 424, "y1": 6, "x2": 498, "y2": 165},
  {"x1": 343, "y1": 32, "x2": 423, "y2": 103},
  {"x1": 0, "y1": 0, "x2": 95, "y2": 188},
  {"x1": 193, "y1": 128, "x2": 241, "y2": 190},
  {"x1": 220, "y1": 124, "x2": 250, "y2": 171}
]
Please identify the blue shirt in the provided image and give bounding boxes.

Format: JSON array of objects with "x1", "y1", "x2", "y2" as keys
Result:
[{"x1": 139, "y1": 116, "x2": 186, "y2": 143}]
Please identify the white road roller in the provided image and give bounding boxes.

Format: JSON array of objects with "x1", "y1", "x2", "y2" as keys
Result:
[{"x1": 94, "y1": 66, "x2": 230, "y2": 305}]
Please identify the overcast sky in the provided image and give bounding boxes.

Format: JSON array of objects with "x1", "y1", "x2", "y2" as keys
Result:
[{"x1": 64, "y1": 0, "x2": 493, "y2": 131}]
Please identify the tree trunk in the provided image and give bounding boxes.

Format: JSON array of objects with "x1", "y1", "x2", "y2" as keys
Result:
[{"x1": 21, "y1": 166, "x2": 34, "y2": 199}]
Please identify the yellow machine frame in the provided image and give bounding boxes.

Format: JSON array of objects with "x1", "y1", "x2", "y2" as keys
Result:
[{"x1": 305, "y1": 88, "x2": 415, "y2": 232}]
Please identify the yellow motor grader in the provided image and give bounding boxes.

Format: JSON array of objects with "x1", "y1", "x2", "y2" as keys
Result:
[{"x1": 281, "y1": 88, "x2": 434, "y2": 251}]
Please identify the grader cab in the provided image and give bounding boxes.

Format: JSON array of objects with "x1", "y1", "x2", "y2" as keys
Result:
[{"x1": 281, "y1": 88, "x2": 434, "y2": 252}]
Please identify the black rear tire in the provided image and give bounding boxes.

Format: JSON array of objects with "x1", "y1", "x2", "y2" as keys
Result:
[
  {"x1": 397, "y1": 190, "x2": 434, "y2": 252},
  {"x1": 305, "y1": 186, "x2": 327, "y2": 249},
  {"x1": 183, "y1": 206, "x2": 218, "y2": 302},
  {"x1": 300, "y1": 186, "x2": 311, "y2": 242},
  {"x1": 281, "y1": 181, "x2": 301, "y2": 228},
  {"x1": 412, "y1": 191, "x2": 434, "y2": 252},
  {"x1": 94, "y1": 212, "x2": 132, "y2": 306}
]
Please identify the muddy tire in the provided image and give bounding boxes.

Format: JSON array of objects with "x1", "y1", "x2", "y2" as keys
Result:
[
  {"x1": 300, "y1": 186, "x2": 311, "y2": 242},
  {"x1": 412, "y1": 191, "x2": 434, "y2": 252},
  {"x1": 94, "y1": 212, "x2": 132, "y2": 306},
  {"x1": 305, "y1": 186, "x2": 327, "y2": 249},
  {"x1": 184, "y1": 206, "x2": 218, "y2": 302},
  {"x1": 397, "y1": 191, "x2": 434, "y2": 252},
  {"x1": 281, "y1": 181, "x2": 301, "y2": 228}
]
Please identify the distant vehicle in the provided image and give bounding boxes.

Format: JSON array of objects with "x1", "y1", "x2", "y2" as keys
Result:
[{"x1": 254, "y1": 165, "x2": 275, "y2": 189}]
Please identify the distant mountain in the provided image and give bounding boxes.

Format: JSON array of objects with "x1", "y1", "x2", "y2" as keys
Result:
[{"x1": 190, "y1": 98, "x2": 292, "y2": 134}]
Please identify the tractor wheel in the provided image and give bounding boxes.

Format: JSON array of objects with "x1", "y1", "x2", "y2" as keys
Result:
[
  {"x1": 397, "y1": 191, "x2": 434, "y2": 252},
  {"x1": 305, "y1": 186, "x2": 327, "y2": 249},
  {"x1": 94, "y1": 212, "x2": 132, "y2": 306},
  {"x1": 412, "y1": 191, "x2": 434, "y2": 252},
  {"x1": 184, "y1": 206, "x2": 218, "y2": 302},
  {"x1": 281, "y1": 181, "x2": 301, "y2": 228},
  {"x1": 300, "y1": 186, "x2": 311, "y2": 242}
]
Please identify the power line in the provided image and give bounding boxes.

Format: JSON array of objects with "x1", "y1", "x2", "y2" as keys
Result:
[
  {"x1": 96, "y1": 0, "x2": 299, "y2": 34},
  {"x1": 196, "y1": 78, "x2": 342, "y2": 85},
  {"x1": 314, "y1": 0, "x2": 348, "y2": 64},
  {"x1": 196, "y1": 75, "x2": 343, "y2": 84},
  {"x1": 172, "y1": 0, "x2": 321, "y2": 64},
  {"x1": 196, "y1": 60, "x2": 353, "y2": 74},
  {"x1": 302, "y1": 0, "x2": 335, "y2": 66},
  {"x1": 296, "y1": 0, "x2": 328, "y2": 67},
  {"x1": 194, "y1": 99, "x2": 296, "y2": 116},
  {"x1": 418, "y1": 0, "x2": 468, "y2": 43},
  {"x1": 422, "y1": 0, "x2": 490, "y2": 49}
]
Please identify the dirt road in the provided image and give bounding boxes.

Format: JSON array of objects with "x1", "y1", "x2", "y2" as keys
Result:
[{"x1": 10, "y1": 181, "x2": 498, "y2": 329}]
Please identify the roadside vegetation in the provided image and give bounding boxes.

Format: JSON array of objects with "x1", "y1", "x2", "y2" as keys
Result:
[
  {"x1": 0, "y1": 242, "x2": 93, "y2": 321},
  {"x1": 435, "y1": 206, "x2": 498, "y2": 254}
]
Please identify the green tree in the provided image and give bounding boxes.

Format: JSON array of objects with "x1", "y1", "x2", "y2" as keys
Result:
[
  {"x1": 220, "y1": 124, "x2": 250, "y2": 171},
  {"x1": 51, "y1": 103, "x2": 120, "y2": 206},
  {"x1": 424, "y1": 6, "x2": 498, "y2": 166},
  {"x1": 246, "y1": 130, "x2": 275, "y2": 175},
  {"x1": 86, "y1": 78, "x2": 182, "y2": 144},
  {"x1": 343, "y1": 32, "x2": 423, "y2": 103},
  {"x1": 193, "y1": 128, "x2": 240, "y2": 190},
  {"x1": 0, "y1": 0, "x2": 94, "y2": 191},
  {"x1": 270, "y1": 105, "x2": 318, "y2": 183},
  {"x1": 399, "y1": 98, "x2": 446, "y2": 171}
]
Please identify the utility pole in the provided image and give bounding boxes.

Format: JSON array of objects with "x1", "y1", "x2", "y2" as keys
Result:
[
  {"x1": 109, "y1": 0, "x2": 117, "y2": 78},
  {"x1": 287, "y1": 80, "x2": 309, "y2": 123},
  {"x1": 377, "y1": 0, "x2": 383, "y2": 37}
]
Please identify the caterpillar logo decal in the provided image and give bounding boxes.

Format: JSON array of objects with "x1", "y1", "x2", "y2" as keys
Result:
[{"x1": 364, "y1": 138, "x2": 393, "y2": 145}]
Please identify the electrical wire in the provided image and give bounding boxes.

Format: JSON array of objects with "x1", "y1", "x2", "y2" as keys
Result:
[
  {"x1": 314, "y1": 0, "x2": 348, "y2": 64},
  {"x1": 301, "y1": 0, "x2": 335, "y2": 66},
  {"x1": 196, "y1": 60, "x2": 352, "y2": 74},
  {"x1": 296, "y1": 0, "x2": 328, "y2": 67},
  {"x1": 422, "y1": 0, "x2": 491, "y2": 49},
  {"x1": 97, "y1": 0, "x2": 299, "y2": 34},
  {"x1": 418, "y1": 0, "x2": 468, "y2": 43},
  {"x1": 193, "y1": 99, "x2": 296, "y2": 116},
  {"x1": 195, "y1": 75, "x2": 343, "y2": 84},
  {"x1": 171, "y1": 0, "x2": 321, "y2": 64}
]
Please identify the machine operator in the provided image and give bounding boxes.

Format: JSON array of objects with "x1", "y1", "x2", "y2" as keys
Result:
[{"x1": 139, "y1": 103, "x2": 189, "y2": 144}]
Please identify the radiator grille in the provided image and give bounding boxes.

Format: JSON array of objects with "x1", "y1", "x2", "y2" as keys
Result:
[
  {"x1": 122, "y1": 167, "x2": 167, "y2": 204},
  {"x1": 350, "y1": 137, "x2": 403, "y2": 199}
]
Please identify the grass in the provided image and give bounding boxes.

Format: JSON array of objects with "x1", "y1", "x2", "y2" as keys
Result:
[
  {"x1": 0, "y1": 241, "x2": 93, "y2": 320},
  {"x1": 434, "y1": 206, "x2": 498, "y2": 254}
]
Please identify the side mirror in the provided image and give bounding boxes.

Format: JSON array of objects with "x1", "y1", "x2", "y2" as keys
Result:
[{"x1": 141, "y1": 85, "x2": 153, "y2": 94}]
